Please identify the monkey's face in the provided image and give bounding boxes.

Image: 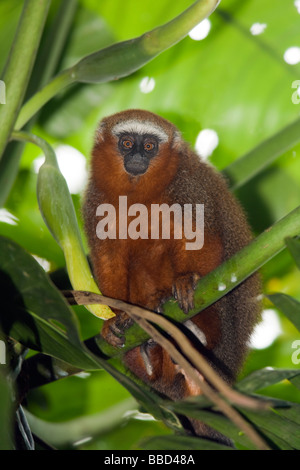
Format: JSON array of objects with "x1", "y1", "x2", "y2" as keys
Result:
[
  {"x1": 91, "y1": 109, "x2": 183, "y2": 199},
  {"x1": 118, "y1": 133, "x2": 159, "y2": 176}
]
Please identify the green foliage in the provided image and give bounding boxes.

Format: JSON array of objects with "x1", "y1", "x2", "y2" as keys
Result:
[
  {"x1": 0, "y1": 370, "x2": 14, "y2": 450},
  {"x1": 0, "y1": 0, "x2": 300, "y2": 451},
  {"x1": 0, "y1": 235, "x2": 97, "y2": 370}
]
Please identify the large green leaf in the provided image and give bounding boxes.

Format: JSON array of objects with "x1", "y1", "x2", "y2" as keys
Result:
[
  {"x1": 241, "y1": 407, "x2": 300, "y2": 450},
  {"x1": 274, "y1": 402, "x2": 300, "y2": 426},
  {"x1": 285, "y1": 236, "x2": 300, "y2": 270},
  {"x1": 169, "y1": 400, "x2": 300, "y2": 450},
  {"x1": 140, "y1": 434, "x2": 232, "y2": 450},
  {"x1": 237, "y1": 368, "x2": 300, "y2": 394},
  {"x1": 268, "y1": 293, "x2": 300, "y2": 332},
  {"x1": 166, "y1": 407, "x2": 258, "y2": 449},
  {"x1": 0, "y1": 235, "x2": 98, "y2": 370},
  {"x1": 24, "y1": 397, "x2": 137, "y2": 448},
  {"x1": 0, "y1": 236, "x2": 179, "y2": 427},
  {"x1": 290, "y1": 375, "x2": 300, "y2": 391}
]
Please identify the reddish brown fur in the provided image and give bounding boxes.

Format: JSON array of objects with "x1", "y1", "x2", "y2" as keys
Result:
[{"x1": 83, "y1": 109, "x2": 261, "y2": 441}]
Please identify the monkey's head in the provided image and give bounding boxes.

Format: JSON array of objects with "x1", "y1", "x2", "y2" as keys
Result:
[{"x1": 90, "y1": 109, "x2": 184, "y2": 201}]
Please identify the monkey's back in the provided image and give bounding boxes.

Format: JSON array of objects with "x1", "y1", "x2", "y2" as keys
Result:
[{"x1": 166, "y1": 144, "x2": 261, "y2": 381}]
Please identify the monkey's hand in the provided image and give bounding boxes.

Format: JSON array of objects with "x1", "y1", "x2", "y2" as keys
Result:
[
  {"x1": 101, "y1": 311, "x2": 133, "y2": 348},
  {"x1": 172, "y1": 273, "x2": 200, "y2": 314}
]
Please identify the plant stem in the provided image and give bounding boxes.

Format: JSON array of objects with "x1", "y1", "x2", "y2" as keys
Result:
[
  {"x1": 27, "y1": 0, "x2": 79, "y2": 94},
  {"x1": 15, "y1": 0, "x2": 220, "y2": 129},
  {"x1": 10, "y1": 131, "x2": 57, "y2": 163},
  {"x1": 15, "y1": 69, "x2": 75, "y2": 131},
  {"x1": 0, "y1": 0, "x2": 79, "y2": 208},
  {"x1": 162, "y1": 205, "x2": 300, "y2": 323},
  {"x1": 11, "y1": 130, "x2": 114, "y2": 320},
  {"x1": 222, "y1": 117, "x2": 300, "y2": 190},
  {"x1": 0, "y1": 0, "x2": 50, "y2": 160},
  {"x1": 142, "y1": 0, "x2": 220, "y2": 54},
  {"x1": 187, "y1": 205, "x2": 300, "y2": 318}
]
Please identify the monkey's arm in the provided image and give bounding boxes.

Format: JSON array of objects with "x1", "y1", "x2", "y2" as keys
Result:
[{"x1": 169, "y1": 229, "x2": 223, "y2": 313}]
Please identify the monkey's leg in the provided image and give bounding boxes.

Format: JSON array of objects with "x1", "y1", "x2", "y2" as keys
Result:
[{"x1": 124, "y1": 339, "x2": 232, "y2": 445}]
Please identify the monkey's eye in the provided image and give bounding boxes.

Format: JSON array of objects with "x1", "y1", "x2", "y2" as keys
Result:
[
  {"x1": 122, "y1": 139, "x2": 134, "y2": 150},
  {"x1": 144, "y1": 141, "x2": 155, "y2": 152}
]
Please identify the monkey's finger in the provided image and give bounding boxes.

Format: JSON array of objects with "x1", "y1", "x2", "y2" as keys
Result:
[
  {"x1": 192, "y1": 273, "x2": 201, "y2": 290},
  {"x1": 114, "y1": 311, "x2": 134, "y2": 331},
  {"x1": 180, "y1": 295, "x2": 190, "y2": 315},
  {"x1": 103, "y1": 326, "x2": 125, "y2": 348},
  {"x1": 172, "y1": 276, "x2": 196, "y2": 314}
]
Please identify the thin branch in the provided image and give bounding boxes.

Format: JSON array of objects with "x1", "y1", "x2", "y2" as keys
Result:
[
  {"x1": 64, "y1": 290, "x2": 271, "y2": 410},
  {"x1": 129, "y1": 312, "x2": 270, "y2": 450},
  {"x1": 64, "y1": 290, "x2": 271, "y2": 450}
]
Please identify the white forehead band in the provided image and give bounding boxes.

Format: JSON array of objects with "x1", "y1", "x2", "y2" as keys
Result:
[{"x1": 112, "y1": 119, "x2": 169, "y2": 143}]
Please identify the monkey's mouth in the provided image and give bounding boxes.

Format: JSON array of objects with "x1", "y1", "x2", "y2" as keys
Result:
[{"x1": 124, "y1": 159, "x2": 149, "y2": 176}]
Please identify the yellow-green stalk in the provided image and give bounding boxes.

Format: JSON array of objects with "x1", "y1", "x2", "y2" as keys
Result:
[{"x1": 12, "y1": 131, "x2": 114, "y2": 320}]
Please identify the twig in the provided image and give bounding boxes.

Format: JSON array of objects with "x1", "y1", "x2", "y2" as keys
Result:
[
  {"x1": 131, "y1": 313, "x2": 270, "y2": 450},
  {"x1": 63, "y1": 289, "x2": 271, "y2": 450},
  {"x1": 63, "y1": 290, "x2": 270, "y2": 409}
]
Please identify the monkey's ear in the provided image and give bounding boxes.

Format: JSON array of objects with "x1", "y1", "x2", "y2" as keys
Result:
[
  {"x1": 95, "y1": 121, "x2": 106, "y2": 143},
  {"x1": 172, "y1": 129, "x2": 183, "y2": 151}
]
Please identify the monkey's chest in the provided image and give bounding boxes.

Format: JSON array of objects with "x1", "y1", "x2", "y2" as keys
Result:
[
  {"x1": 99, "y1": 237, "x2": 175, "y2": 310},
  {"x1": 129, "y1": 238, "x2": 175, "y2": 307}
]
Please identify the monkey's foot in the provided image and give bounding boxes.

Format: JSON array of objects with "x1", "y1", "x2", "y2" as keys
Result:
[
  {"x1": 101, "y1": 311, "x2": 133, "y2": 348},
  {"x1": 172, "y1": 273, "x2": 200, "y2": 314}
]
